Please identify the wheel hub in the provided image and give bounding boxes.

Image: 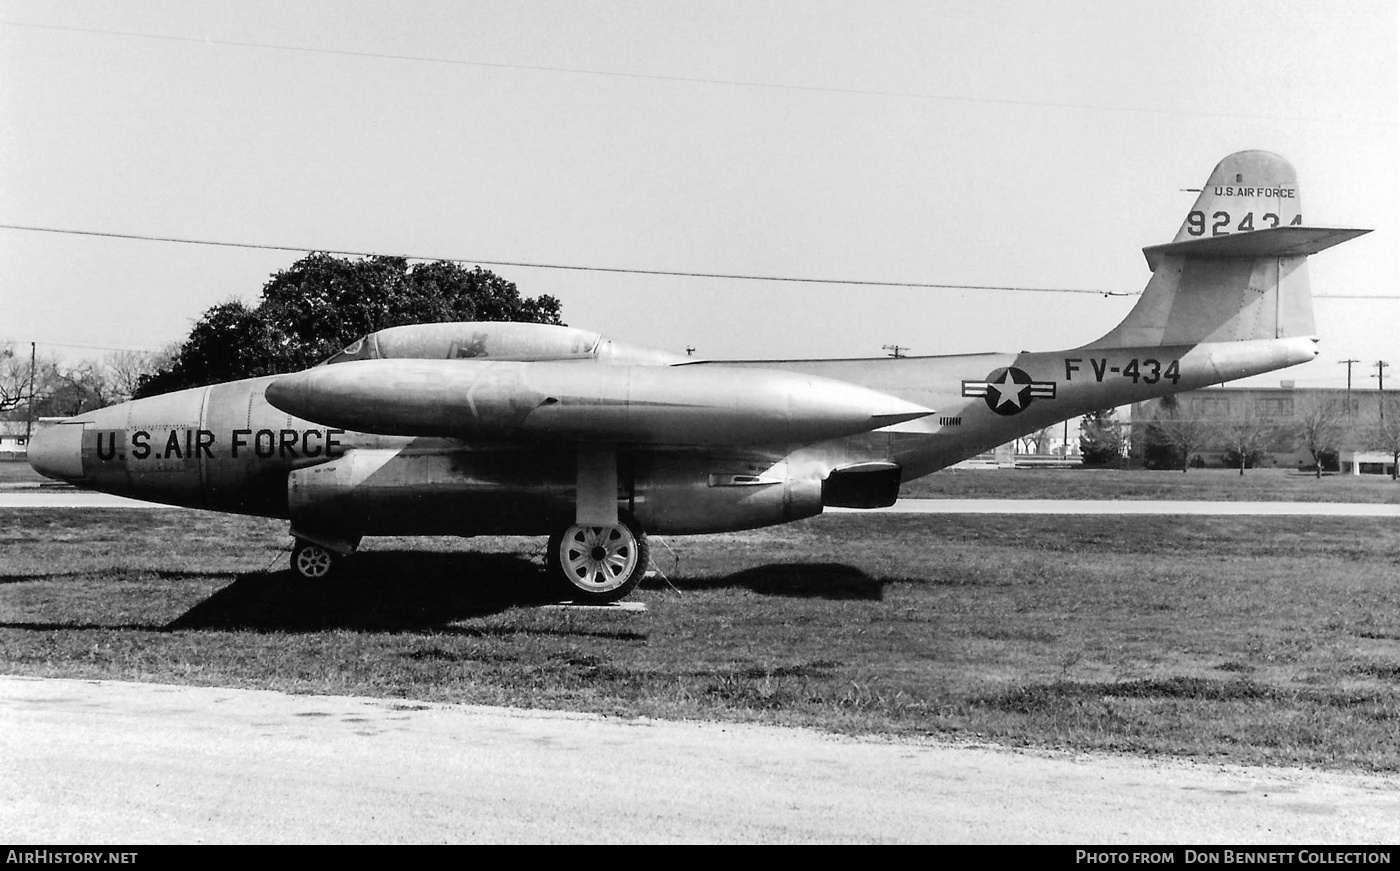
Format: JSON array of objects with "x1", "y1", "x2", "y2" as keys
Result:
[
  {"x1": 293, "y1": 543, "x2": 334, "y2": 579},
  {"x1": 559, "y1": 524, "x2": 639, "y2": 592}
]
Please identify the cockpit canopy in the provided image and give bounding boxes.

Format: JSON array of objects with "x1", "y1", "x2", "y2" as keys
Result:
[{"x1": 324, "y1": 322, "x2": 687, "y2": 366}]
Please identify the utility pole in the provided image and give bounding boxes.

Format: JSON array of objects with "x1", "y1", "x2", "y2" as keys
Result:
[
  {"x1": 25, "y1": 342, "x2": 35, "y2": 443},
  {"x1": 1375, "y1": 360, "x2": 1390, "y2": 423},
  {"x1": 1341, "y1": 358, "x2": 1359, "y2": 417},
  {"x1": 882, "y1": 344, "x2": 907, "y2": 359}
]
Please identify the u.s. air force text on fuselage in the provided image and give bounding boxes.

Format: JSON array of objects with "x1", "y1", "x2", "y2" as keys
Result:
[{"x1": 92, "y1": 427, "x2": 347, "y2": 463}]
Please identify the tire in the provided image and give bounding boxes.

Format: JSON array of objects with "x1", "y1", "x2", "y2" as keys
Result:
[
  {"x1": 547, "y1": 518, "x2": 649, "y2": 604},
  {"x1": 291, "y1": 539, "x2": 338, "y2": 580}
]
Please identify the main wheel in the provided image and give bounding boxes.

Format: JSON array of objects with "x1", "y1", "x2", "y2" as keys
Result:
[
  {"x1": 291, "y1": 539, "x2": 338, "y2": 580},
  {"x1": 547, "y1": 518, "x2": 649, "y2": 604}
]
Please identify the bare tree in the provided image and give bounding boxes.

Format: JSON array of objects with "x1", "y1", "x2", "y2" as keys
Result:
[
  {"x1": 3, "y1": 342, "x2": 178, "y2": 423},
  {"x1": 1371, "y1": 396, "x2": 1400, "y2": 481},
  {"x1": 1148, "y1": 395, "x2": 1212, "y2": 472},
  {"x1": 1212, "y1": 404, "x2": 1281, "y2": 476},
  {"x1": 1, "y1": 343, "x2": 62, "y2": 418},
  {"x1": 1018, "y1": 426, "x2": 1053, "y2": 455},
  {"x1": 1, "y1": 343, "x2": 34, "y2": 412},
  {"x1": 104, "y1": 347, "x2": 175, "y2": 404},
  {"x1": 1292, "y1": 395, "x2": 1348, "y2": 478},
  {"x1": 41, "y1": 361, "x2": 117, "y2": 417}
]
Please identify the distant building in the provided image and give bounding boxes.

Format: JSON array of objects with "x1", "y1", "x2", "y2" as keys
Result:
[
  {"x1": 1129, "y1": 386, "x2": 1394, "y2": 475},
  {"x1": 0, "y1": 421, "x2": 30, "y2": 461},
  {"x1": 2, "y1": 418, "x2": 73, "y2": 462}
]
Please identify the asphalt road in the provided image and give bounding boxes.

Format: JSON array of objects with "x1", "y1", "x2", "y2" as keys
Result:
[{"x1": 3, "y1": 676, "x2": 1398, "y2": 845}]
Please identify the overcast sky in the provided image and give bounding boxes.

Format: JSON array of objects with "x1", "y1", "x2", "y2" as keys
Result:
[{"x1": 1, "y1": 1, "x2": 1395, "y2": 387}]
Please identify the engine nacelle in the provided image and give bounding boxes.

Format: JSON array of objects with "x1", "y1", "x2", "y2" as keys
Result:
[{"x1": 286, "y1": 447, "x2": 824, "y2": 542}]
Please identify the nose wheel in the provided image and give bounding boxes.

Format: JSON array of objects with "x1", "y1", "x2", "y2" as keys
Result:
[
  {"x1": 291, "y1": 539, "x2": 338, "y2": 580},
  {"x1": 548, "y1": 518, "x2": 649, "y2": 604}
]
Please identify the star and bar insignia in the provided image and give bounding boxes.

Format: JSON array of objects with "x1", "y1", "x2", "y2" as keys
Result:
[{"x1": 961, "y1": 367, "x2": 1057, "y2": 416}]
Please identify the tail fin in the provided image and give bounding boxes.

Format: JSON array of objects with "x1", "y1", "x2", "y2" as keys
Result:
[{"x1": 1085, "y1": 150, "x2": 1369, "y2": 349}]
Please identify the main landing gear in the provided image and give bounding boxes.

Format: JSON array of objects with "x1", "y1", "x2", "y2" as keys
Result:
[
  {"x1": 547, "y1": 518, "x2": 650, "y2": 604},
  {"x1": 286, "y1": 524, "x2": 650, "y2": 603}
]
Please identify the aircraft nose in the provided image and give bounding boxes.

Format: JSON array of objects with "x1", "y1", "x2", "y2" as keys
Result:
[{"x1": 27, "y1": 421, "x2": 86, "y2": 481}]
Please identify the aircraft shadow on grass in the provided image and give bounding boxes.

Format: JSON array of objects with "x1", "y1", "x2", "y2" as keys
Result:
[
  {"x1": 1, "y1": 557, "x2": 883, "y2": 635},
  {"x1": 167, "y1": 551, "x2": 563, "y2": 632},
  {"x1": 169, "y1": 556, "x2": 884, "y2": 632},
  {"x1": 654, "y1": 562, "x2": 885, "y2": 601}
]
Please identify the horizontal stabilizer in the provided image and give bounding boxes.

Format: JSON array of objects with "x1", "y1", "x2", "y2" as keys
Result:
[{"x1": 1143, "y1": 226, "x2": 1371, "y2": 271}]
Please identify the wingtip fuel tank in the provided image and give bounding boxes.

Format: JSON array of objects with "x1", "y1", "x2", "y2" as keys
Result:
[{"x1": 265, "y1": 359, "x2": 933, "y2": 446}]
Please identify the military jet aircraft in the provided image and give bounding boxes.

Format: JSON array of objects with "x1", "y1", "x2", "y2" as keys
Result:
[{"x1": 28, "y1": 151, "x2": 1369, "y2": 602}]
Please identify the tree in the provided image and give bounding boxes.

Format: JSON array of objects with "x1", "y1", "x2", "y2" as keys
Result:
[
  {"x1": 0, "y1": 343, "x2": 37, "y2": 414},
  {"x1": 1, "y1": 342, "x2": 179, "y2": 421},
  {"x1": 37, "y1": 361, "x2": 118, "y2": 417},
  {"x1": 1079, "y1": 408, "x2": 1125, "y2": 466},
  {"x1": 136, "y1": 300, "x2": 293, "y2": 398},
  {"x1": 1, "y1": 343, "x2": 72, "y2": 420},
  {"x1": 105, "y1": 348, "x2": 175, "y2": 404},
  {"x1": 1292, "y1": 395, "x2": 1348, "y2": 478},
  {"x1": 1212, "y1": 404, "x2": 1280, "y2": 476},
  {"x1": 1143, "y1": 395, "x2": 1210, "y2": 472},
  {"x1": 1370, "y1": 397, "x2": 1400, "y2": 481},
  {"x1": 137, "y1": 254, "x2": 563, "y2": 397},
  {"x1": 1018, "y1": 426, "x2": 1053, "y2": 455}
]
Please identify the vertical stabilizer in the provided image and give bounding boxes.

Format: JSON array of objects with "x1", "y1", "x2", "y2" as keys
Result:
[{"x1": 1085, "y1": 151, "x2": 1367, "y2": 350}]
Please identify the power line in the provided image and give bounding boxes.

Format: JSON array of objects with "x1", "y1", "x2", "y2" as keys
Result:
[
  {"x1": 37, "y1": 340, "x2": 167, "y2": 353},
  {"x1": 4, "y1": 339, "x2": 168, "y2": 353},
  {"x1": 1, "y1": 19, "x2": 1387, "y2": 125},
  {"x1": 0, "y1": 222, "x2": 1133, "y2": 296},
  {"x1": 6, "y1": 222, "x2": 1394, "y2": 299}
]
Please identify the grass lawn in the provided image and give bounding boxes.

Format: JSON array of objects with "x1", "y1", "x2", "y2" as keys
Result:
[
  {"x1": 0, "y1": 462, "x2": 45, "y2": 485},
  {"x1": 902, "y1": 466, "x2": 1400, "y2": 502},
  {"x1": 2, "y1": 506, "x2": 1397, "y2": 772}
]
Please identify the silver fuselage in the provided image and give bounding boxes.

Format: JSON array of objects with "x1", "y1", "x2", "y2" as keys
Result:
[{"x1": 30, "y1": 334, "x2": 1315, "y2": 537}]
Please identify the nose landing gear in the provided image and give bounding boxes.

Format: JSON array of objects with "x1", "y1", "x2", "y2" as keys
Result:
[{"x1": 290, "y1": 539, "x2": 339, "y2": 580}]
